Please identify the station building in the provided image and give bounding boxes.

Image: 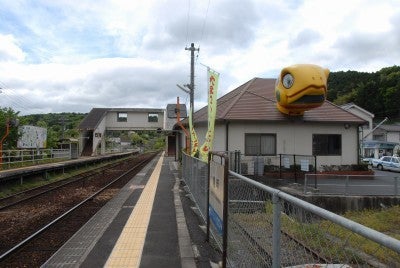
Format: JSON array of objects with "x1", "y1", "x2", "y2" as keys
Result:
[{"x1": 177, "y1": 78, "x2": 368, "y2": 170}]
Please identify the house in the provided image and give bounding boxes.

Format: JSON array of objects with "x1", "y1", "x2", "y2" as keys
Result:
[
  {"x1": 340, "y1": 103, "x2": 400, "y2": 158},
  {"x1": 177, "y1": 78, "x2": 367, "y2": 170},
  {"x1": 340, "y1": 103, "x2": 374, "y2": 141},
  {"x1": 364, "y1": 124, "x2": 400, "y2": 158}
]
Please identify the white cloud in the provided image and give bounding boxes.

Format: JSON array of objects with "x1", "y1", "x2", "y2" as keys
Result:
[
  {"x1": 0, "y1": 0, "x2": 399, "y2": 115},
  {"x1": 0, "y1": 34, "x2": 26, "y2": 62}
]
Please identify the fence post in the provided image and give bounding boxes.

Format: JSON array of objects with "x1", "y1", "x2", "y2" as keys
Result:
[
  {"x1": 279, "y1": 154, "x2": 282, "y2": 180},
  {"x1": 293, "y1": 154, "x2": 297, "y2": 183},
  {"x1": 272, "y1": 193, "x2": 281, "y2": 268},
  {"x1": 304, "y1": 174, "x2": 308, "y2": 194},
  {"x1": 395, "y1": 177, "x2": 399, "y2": 196},
  {"x1": 222, "y1": 153, "x2": 229, "y2": 268},
  {"x1": 206, "y1": 153, "x2": 211, "y2": 242}
]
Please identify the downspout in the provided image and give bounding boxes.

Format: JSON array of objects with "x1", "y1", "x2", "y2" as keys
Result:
[
  {"x1": 357, "y1": 124, "x2": 362, "y2": 165},
  {"x1": 225, "y1": 121, "x2": 229, "y2": 152}
]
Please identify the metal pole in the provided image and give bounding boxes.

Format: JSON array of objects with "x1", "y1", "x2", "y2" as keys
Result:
[
  {"x1": 206, "y1": 152, "x2": 211, "y2": 242},
  {"x1": 293, "y1": 154, "x2": 297, "y2": 183},
  {"x1": 222, "y1": 153, "x2": 229, "y2": 268},
  {"x1": 395, "y1": 177, "x2": 398, "y2": 196},
  {"x1": 345, "y1": 175, "x2": 349, "y2": 196},
  {"x1": 0, "y1": 121, "x2": 10, "y2": 170},
  {"x1": 272, "y1": 193, "x2": 281, "y2": 268},
  {"x1": 185, "y1": 43, "x2": 199, "y2": 119},
  {"x1": 314, "y1": 156, "x2": 317, "y2": 189}
]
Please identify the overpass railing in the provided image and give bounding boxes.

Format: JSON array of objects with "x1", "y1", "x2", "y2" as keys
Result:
[{"x1": 181, "y1": 151, "x2": 400, "y2": 268}]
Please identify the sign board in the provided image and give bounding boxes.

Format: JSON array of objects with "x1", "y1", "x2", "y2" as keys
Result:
[
  {"x1": 300, "y1": 159, "x2": 309, "y2": 172},
  {"x1": 283, "y1": 157, "x2": 290, "y2": 169},
  {"x1": 17, "y1": 125, "x2": 47, "y2": 149},
  {"x1": 209, "y1": 158, "x2": 225, "y2": 235}
]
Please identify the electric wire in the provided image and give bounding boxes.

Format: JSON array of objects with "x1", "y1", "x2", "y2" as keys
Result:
[
  {"x1": 185, "y1": 0, "x2": 191, "y2": 47},
  {"x1": 0, "y1": 81, "x2": 36, "y2": 114}
]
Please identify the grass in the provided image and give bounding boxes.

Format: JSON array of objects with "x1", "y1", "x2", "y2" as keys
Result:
[
  {"x1": 278, "y1": 203, "x2": 400, "y2": 265},
  {"x1": 231, "y1": 201, "x2": 400, "y2": 266}
]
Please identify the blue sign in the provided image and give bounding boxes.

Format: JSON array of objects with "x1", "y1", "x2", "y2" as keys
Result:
[{"x1": 209, "y1": 205, "x2": 223, "y2": 235}]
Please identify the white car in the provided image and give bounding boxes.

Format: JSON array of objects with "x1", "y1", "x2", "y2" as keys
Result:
[{"x1": 372, "y1": 156, "x2": 400, "y2": 172}]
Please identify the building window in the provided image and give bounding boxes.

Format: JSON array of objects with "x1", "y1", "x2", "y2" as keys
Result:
[
  {"x1": 148, "y1": 113, "x2": 158, "y2": 122},
  {"x1": 117, "y1": 112, "x2": 128, "y2": 122},
  {"x1": 245, "y1": 134, "x2": 276, "y2": 156},
  {"x1": 312, "y1": 134, "x2": 341, "y2": 155}
]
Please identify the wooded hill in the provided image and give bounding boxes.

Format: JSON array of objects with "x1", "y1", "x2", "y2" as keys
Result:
[{"x1": 327, "y1": 65, "x2": 400, "y2": 121}]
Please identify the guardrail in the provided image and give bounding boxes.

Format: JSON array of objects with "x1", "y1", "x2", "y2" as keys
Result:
[
  {"x1": 0, "y1": 149, "x2": 70, "y2": 170},
  {"x1": 304, "y1": 173, "x2": 400, "y2": 196},
  {"x1": 181, "y1": 151, "x2": 400, "y2": 267}
]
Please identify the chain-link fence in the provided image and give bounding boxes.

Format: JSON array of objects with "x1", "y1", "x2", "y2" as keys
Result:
[
  {"x1": 228, "y1": 171, "x2": 400, "y2": 267},
  {"x1": 181, "y1": 151, "x2": 208, "y2": 221},
  {"x1": 182, "y1": 152, "x2": 400, "y2": 267},
  {"x1": 304, "y1": 173, "x2": 400, "y2": 196},
  {"x1": 228, "y1": 152, "x2": 317, "y2": 182}
]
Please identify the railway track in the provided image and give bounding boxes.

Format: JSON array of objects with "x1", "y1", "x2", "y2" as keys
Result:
[
  {"x1": 0, "y1": 152, "x2": 157, "y2": 267},
  {"x1": 0, "y1": 155, "x2": 133, "y2": 210},
  {"x1": 228, "y1": 213, "x2": 336, "y2": 267}
]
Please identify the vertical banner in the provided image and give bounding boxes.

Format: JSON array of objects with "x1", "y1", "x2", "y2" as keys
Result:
[
  {"x1": 188, "y1": 106, "x2": 199, "y2": 156},
  {"x1": 200, "y1": 68, "x2": 219, "y2": 161}
]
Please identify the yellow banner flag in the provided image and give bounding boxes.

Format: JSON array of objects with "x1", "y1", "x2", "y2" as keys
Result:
[
  {"x1": 200, "y1": 68, "x2": 219, "y2": 161},
  {"x1": 188, "y1": 106, "x2": 199, "y2": 156}
]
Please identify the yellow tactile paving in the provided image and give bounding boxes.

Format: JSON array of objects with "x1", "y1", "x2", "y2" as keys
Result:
[{"x1": 105, "y1": 152, "x2": 164, "y2": 268}]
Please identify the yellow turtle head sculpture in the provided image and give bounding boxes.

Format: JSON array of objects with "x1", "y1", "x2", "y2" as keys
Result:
[{"x1": 275, "y1": 64, "x2": 329, "y2": 116}]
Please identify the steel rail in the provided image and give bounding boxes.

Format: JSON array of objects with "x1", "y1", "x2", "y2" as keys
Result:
[
  {"x1": 0, "y1": 157, "x2": 132, "y2": 211},
  {"x1": 0, "y1": 154, "x2": 154, "y2": 262}
]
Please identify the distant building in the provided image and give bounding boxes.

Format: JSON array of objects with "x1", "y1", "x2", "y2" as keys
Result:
[
  {"x1": 340, "y1": 103, "x2": 400, "y2": 159},
  {"x1": 78, "y1": 105, "x2": 187, "y2": 157}
]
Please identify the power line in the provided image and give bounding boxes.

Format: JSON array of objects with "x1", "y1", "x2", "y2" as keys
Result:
[
  {"x1": 185, "y1": 0, "x2": 191, "y2": 47},
  {"x1": 199, "y1": 0, "x2": 211, "y2": 47}
]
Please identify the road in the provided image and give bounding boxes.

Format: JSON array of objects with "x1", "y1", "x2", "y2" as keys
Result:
[{"x1": 304, "y1": 168, "x2": 400, "y2": 196}]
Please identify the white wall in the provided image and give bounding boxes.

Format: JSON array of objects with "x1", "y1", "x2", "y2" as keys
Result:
[
  {"x1": 387, "y1": 132, "x2": 400, "y2": 143},
  {"x1": 93, "y1": 117, "x2": 107, "y2": 155},
  {"x1": 105, "y1": 111, "x2": 164, "y2": 130},
  {"x1": 192, "y1": 121, "x2": 360, "y2": 168}
]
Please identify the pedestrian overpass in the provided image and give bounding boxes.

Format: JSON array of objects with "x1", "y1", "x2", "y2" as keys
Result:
[{"x1": 78, "y1": 105, "x2": 186, "y2": 156}]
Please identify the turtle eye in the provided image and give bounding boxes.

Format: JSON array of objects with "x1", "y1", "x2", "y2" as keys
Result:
[{"x1": 282, "y1": 73, "x2": 294, "y2": 89}]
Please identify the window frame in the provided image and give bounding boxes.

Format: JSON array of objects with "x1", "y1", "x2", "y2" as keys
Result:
[
  {"x1": 148, "y1": 113, "x2": 159, "y2": 123},
  {"x1": 312, "y1": 134, "x2": 342, "y2": 156},
  {"x1": 244, "y1": 133, "x2": 277, "y2": 156},
  {"x1": 117, "y1": 112, "x2": 128, "y2": 122}
]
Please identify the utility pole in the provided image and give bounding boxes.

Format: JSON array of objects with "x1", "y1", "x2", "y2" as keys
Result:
[{"x1": 185, "y1": 43, "x2": 199, "y2": 117}]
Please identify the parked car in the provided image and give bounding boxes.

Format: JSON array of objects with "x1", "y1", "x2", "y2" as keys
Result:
[
  {"x1": 372, "y1": 156, "x2": 400, "y2": 172},
  {"x1": 362, "y1": 157, "x2": 374, "y2": 165}
]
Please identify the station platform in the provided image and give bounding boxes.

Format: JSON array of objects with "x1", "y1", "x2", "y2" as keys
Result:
[
  {"x1": 42, "y1": 152, "x2": 219, "y2": 268},
  {"x1": 0, "y1": 151, "x2": 135, "y2": 182}
]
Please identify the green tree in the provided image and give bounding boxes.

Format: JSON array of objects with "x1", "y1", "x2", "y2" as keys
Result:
[{"x1": 0, "y1": 107, "x2": 20, "y2": 150}]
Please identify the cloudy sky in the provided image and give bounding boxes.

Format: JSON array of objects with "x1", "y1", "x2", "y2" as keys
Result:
[{"x1": 0, "y1": 0, "x2": 399, "y2": 115}]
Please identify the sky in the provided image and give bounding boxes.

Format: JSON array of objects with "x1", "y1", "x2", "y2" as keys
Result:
[{"x1": 0, "y1": 0, "x2": 399, "y2": 115}]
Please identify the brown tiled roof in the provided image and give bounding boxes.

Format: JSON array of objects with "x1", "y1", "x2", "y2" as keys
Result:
[
  {"x1": 78, "y1": 108, "x2": 108, "y2": 130},
  {"x1": 191, "y1": 77, "x2": 366, "y2": 124}
]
